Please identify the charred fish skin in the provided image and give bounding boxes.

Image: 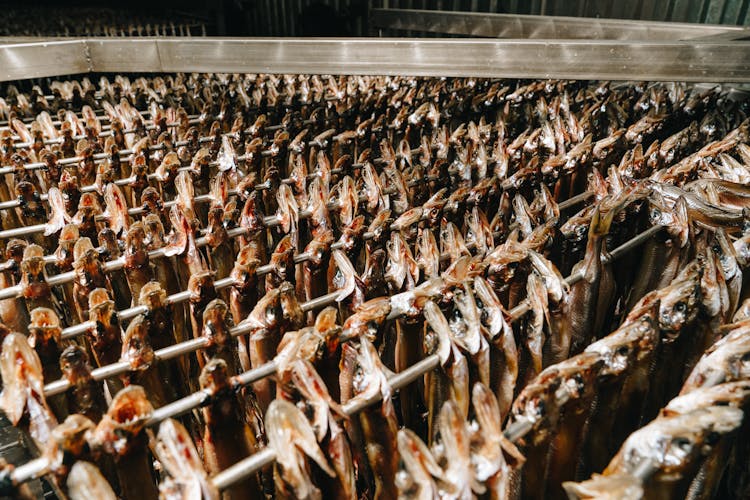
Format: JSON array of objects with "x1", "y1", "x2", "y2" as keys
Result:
[{"x1": 200, "y1": 359, "x2": 263, "y2": 500}]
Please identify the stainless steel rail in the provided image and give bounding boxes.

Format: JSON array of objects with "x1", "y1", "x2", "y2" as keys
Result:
[
  {"x1": 0, "y1": 37, "x2": 749, "y2": 82},
  {"x1": 370, "y1": 8, "x2": 750, "y2": 41}
]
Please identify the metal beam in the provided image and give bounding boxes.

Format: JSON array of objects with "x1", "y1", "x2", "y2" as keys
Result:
[
  {"x1": 370, "y1": 8, "x2": 749, "y2": 41},
  {"x1": 0, "y1": 39, "x2": 89, "y2": 80},
  {"x1": 0, "y1": 37, "x2": 750, "y2": 83},
  {"x1": 89, "y1": 37, "x2": 750, "y2": 82}
]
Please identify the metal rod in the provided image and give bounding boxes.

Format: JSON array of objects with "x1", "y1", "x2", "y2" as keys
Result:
[
  {"x1": 12, "y1": 214, "x2": 662, "y2": 489},
  {"x1": 211, "y1": 354, "x2": 441, "y2": 490},
  {"x1": 42, "y1": 188, "x2": 618, "y2": 394}
]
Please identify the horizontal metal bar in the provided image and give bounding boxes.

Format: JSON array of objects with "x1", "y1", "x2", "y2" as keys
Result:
[
  {"x1": 211, "y1": 353, "x2": 441, "y2": 490},
  {"x1": 0, "y1": 37, "x2": 748, "y2": 83},
  {"x1": 0, "y1": 40, "x2": 90, "y2": 81},
  {"x1": 370, "y1": 8, "x2": 749, "y2": 41},
  {"x1": 88, "y1": 37, "x2": 750, "y2": 83}
]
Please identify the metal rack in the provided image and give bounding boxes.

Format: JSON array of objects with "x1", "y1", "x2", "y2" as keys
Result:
[
  {"x1": 0, "y1": 35, "x2": 747, "y2": 82},
  {"x1": 0, "y1": 11, "x2": 747, "y2": 498}
]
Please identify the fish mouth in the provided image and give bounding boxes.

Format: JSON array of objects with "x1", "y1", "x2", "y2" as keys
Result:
[{"x1": 107, "y1": 386, "x2": 154, "y2": 431}]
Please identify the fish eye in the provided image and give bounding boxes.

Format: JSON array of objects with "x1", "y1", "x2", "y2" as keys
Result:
[
  {"x1": 674, "y1": 301, "x2": 687, "y2": 313},
  {"x1": 616, "y1": 345, "x2": 629, "y2": 357},
  {"x1": 673, "y1": 437, "x2": 692, "y2": 452}
]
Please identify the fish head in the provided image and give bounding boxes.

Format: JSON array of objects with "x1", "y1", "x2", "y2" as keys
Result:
[
  {"x1": 684, "y1": 322, "x2": 750, "y2": 390},
  {"x1": 199, "y1": 358, "x2": 232, "y2": 395},
  {"x1": 305, "y1": 229, "x2": 335, "y2": 268},
  {"x1": 352, "y1": 337, "x2": 393, "y2": 402},
  {"x1": 188, "y1": 271, "x2": 217, "y2": 304},
  {"x1": 155, "y1": 419, "x2": 218, "y2": 500},
  {"x1": 230, "y1": 247, "x2": 260, "y2": 291},
  {"x1": 586, "y1": 318, "x2": 657, "y2": 377},
  {"x1": 122, "y1": 315, "x2": 154, "y2": 371},
  {"x1": 341, "y1": 297, "x2": 391, "y2": 341},
  {"x1": 485, "y1": 240, "x2": 529, "y2": 291},
  {"x1": 396, "y1": 428, "x2": 442, "y2": 497},
  {"x1": 290, "y1": 359, "x2": 345, "y2": 441},
  {"x1": 279, "y1": 282, "x2": 304, "y2": 329},
  {"x1": 28, "y1": 307, "x2": 62, "y2": 347},
  {"x1": 656, "y1": 270, "x2": 702, "y2": 339},
  {"x1": 367, "y1": 210, "x2": 392, "y2": 248},
  {"x1": 560, "y1": 206, "x2": 593, "y2": 244},
  {"x1": 66, "y1": 461, "x2": 117, "y2": 500},
  {"x1": 422, "y1": 189, "x2": 447, "y2": 226},
  {"x1": 265, "y1": 399, "x2": 334, "y2": 498},
  {"x1": 48, "y1": 414, "x2": 96, "y2": 466},
  {"x1": 665, "y1": 381, "x2": 750, "y2": 416},
  {"x1": 202, "y1": 299, "x2": 231, "y2": 343},
  {"x1": 59, "y1": 345, "x2": 93, "y2": 381},
  {"x1": 448, "y1": 285, "x2": 482, "y2": 355},
  {"x1": 21, "y1": 244, "x2": 46, "y2": 279},
  {"x1": 138, "y1": 281, "x2": 168, "y2": 311},
  {"x1": 88, "y1": 288, "x2": 115, "y2": 321},
  {"x1": 239, "y1": 191, "x2": 265, "y2": 234},
  {"x1": 92, "y1": 385, "x2": 154, "y2": 455},
  {"x1": 392, "y1": 207, "x2": 423, "y2": 242},
  {"x1": 611, "y1": 406, "x2": 743, "y2": 477},
  {"x1": 563, "y1": 473, "x2": 644, "y2": 500},
  {"x1": 143, "y1": 214, "x2": 166, "y2": 249}
]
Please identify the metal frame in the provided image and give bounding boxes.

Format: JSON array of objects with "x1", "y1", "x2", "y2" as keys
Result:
[
  {"x1": 370, "y1": 8, "x2": 750, "y2": 41},
  {"x1": 0, "y1": 36, "x2": 749, "y2": 83}
]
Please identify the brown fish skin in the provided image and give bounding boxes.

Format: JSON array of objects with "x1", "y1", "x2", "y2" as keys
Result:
[
  {"x1": 567, "y1": 203, "x2": 622, "y2": 356},
  {"x1": 188, "y1": 271, "x2": 218, "y2": 342},
  {"x1": 243, "y1": 288, "x2": 283, "y2": 413},
  {"x1": 0, "y1": 241, "x2": 30, "y2": 335},
  {"x1": 90, "y1": 386, "x2": 158, "y2": 500},
  {"x1": 230, "y1": 244, "x2": 261, "y2": 325},
  {"x1": 45, "y1": 414, "x2": 97, "y2": 487},
  {"x1": 20, "y1": 244, "x2": 56, "y2": 313},
  {"x1": 97, "y1": 228, "x2": 132, "y2": 312},
  {"x1": 350, "y1": 338, "x2": 399, "y2": 500},
  {"x1": 28, "y1": 307, "x2": 68, "y2": 420},
  {"x1": 205, "y1": 206, "x2": 234, "y2": 299},
  {"x1": 123, "y1": 222, "x2": 153, "y2": 306},
  {"x1": 142, "y1": 213, "x2": 189, "y2": 348},
  {"x1": 87, "y1": 287, "x2": 123, "y2": 371},
  {"x1": 54, "y1": 224, "x2": 80, "y2": 326},
  {"x1": 578, "y1": 314, "x2": 659, "y2": 477},
  {"x1": 120, "y1": 315, "x2": 174, "y2": 408},
  {"x1": 59, "y1": 346, "x2": 107, "y2": 423},
  {"x1": 73, "y1": 238, "x2": 112, "y2": 324},
  {"x1": 626, "y1": 194, "x2": 690, "y2": 310},
  {"x1": 200, "y1": 359, "x2": 263, "y2": 500},
  {"x1": 303, "y1": 229, "x2": 334, "y2": 312},
  {"x1": 201, "y1": 299, "x2": 243, "y2": 377},
  {"x1": 139, "y1": 281, "x2": 190, "y2": 400},
  {"x1": 265, "y1": 235, "x2": 296, "y2": 292},
  {"x1": 508, "y1": 352, "x2": 603, "y2": 500}
]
